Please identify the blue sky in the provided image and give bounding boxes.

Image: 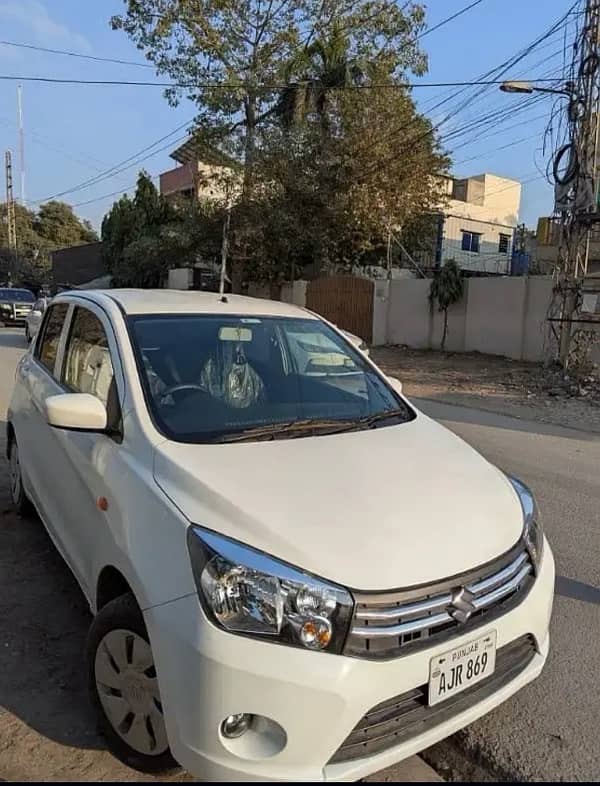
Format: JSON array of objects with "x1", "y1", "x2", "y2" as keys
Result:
[{"x1": 0, "y1": 0, "x2": 572, "y2": 230}]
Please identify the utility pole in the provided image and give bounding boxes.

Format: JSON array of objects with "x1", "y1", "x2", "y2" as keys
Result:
[
  {"x1": 386, "y1": 228, "x2": 392, "y2": 279},
  {"x1": 5, "y1": 150, "x2": 17, "y2": 286},
  {"x1": 17, "y1": 84, "x2": 25, "y2": 205},
  {"x1": 552, "y1": 0, "x2": 600, "y2": 367}
]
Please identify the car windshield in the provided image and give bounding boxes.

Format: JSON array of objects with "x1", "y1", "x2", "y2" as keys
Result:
[
  {"x1": 0, "y1": 289, "x2": 34, "y2": 302},
  {"x1": 130, "y1": 315, "x2": 414, "y2": 443}
]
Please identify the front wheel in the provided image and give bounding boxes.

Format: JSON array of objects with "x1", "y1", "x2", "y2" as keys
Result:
[
  {"x1": 86, "y1": 593, "x2": 179, "y2": 774},
  {"x1": 9, "y1": 437, "x2": 33, "y2": 516}
]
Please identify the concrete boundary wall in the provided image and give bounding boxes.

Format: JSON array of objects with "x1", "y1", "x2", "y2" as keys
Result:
[{"x1": 373, "y1": 276, "x2": 554, "y2": 361}]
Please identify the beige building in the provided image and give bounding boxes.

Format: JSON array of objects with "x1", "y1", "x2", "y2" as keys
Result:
[
  {"x1": 437, "y1": 173, "x2": 522, "y2": 275},
  {"x1": 535, "y1": 216, "x2": 600, "y2": 276},
  {"x1": 159, "y1": 137, "x2": 239, "y2": 203}
]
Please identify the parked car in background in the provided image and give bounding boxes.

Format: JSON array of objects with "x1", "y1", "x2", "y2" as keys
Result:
[
  {"x1": 25, "y1": 296, "x2": 50, "y2": 343},
  {"x1": 0, "y1": 287, "x2": 35, "y2": 326},
  {"x1": 7, "y1": 289, "x2": 554, "y2": 781}
]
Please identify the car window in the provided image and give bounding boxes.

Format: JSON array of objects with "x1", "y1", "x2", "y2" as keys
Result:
[
  {"x1": 130, "y1": 315, "x2": 413, "y2": 443},
  {"x1": 62, "y1": 307, "x2": 115, "y2": 407},
  {"x1": 36, "y1": 303, "x2": 69, "y2": 376},
  {"x1": 286, "y1": 326, "x2": 359, "y2": 376}
]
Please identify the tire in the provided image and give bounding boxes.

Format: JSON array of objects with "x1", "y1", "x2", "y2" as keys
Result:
[
  {"x1": 86, "y1": 593, "x2": 179, "y2": 774},
  {"x1": 8, "y1": 436, "x2": 34, "y2": 516}
]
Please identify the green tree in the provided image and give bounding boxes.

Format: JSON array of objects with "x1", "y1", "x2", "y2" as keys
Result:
[
  {"x1": 112, "y1": 1, "x2": 428, "y2": 287},
  {"x1": 252, "y1": 64, "x2": 449, "y2": 278},
  {"x1": 102, "y1": 172, "x2": 169, "y2": 287},
  {"x1": 275, "y1": 23, "x2": 366, "y2": 132},
  {"x1": 0, "y1": 201, "x2": 96, "y2": 289},
  {"x1": 112, "y1": 0, "x2": 426, "y2": 181},
  {"x1": 101, "y1": 171, "x2": 225, "y2": 287},
  {"x1": 429, "y1": 260, "x2": 464, "y2": 351},
  {"x1": 34, "y1": 201, "x2": 98, "y2": 247}
]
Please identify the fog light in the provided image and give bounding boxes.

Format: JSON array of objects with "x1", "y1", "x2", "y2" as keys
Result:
[{"x1": 221, "y1": 713, "x2": 253, "y2": 739}]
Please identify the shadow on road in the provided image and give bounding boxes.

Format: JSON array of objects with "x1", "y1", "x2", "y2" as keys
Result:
[
  {"x1": 555, "y1": 575, "x2": 600, "y2": 606},
  {"x1": 415, "y1": 395, "x2": 599, "y2": 442},
  {"x1": 0, "y1": 329, "x2": 27, "y2": 350},
  {"x1": 0, "y1": 420, "x2": 103, "y2": 752}
]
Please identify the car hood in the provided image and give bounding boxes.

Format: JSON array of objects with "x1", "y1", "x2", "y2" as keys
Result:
[{"x1": 153, "y1": 410, "x2": 523, "y2": 590}]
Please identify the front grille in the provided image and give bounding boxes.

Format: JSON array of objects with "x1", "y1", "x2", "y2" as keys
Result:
[
  {"x1": 345, "y1": 542, "x2": 534, "y2": 660},
  {"x1": 330, "y1": 634, "x2": 537, "y2": 764}
]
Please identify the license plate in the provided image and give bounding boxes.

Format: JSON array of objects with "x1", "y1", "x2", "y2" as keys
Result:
[{"x1": 428, "y1": 631, "x2": 497, "y2": 706}]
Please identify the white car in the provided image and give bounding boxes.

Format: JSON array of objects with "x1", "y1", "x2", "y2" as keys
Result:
[
  {"x1": 7, "y1": 290, "x2": 554, "y2": 781},
  {"x1": 24, "y1": 296, "x2": 49, "y2": 343}
]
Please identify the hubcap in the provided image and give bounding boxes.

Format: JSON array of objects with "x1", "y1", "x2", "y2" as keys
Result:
[
  {"x1": 94, "y1": 629, "x2": 168, "y2": 756},
  {"x1": 9, "y1": 444, "x2": 21, "y2": 504}
]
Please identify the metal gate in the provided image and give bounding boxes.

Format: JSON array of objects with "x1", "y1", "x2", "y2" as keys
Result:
[{"x1": 306, "y1": 275, "x2": 374, "y2": 342}]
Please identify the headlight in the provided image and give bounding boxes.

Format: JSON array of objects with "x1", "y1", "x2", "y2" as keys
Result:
[
  {"x1": 508, "y1": 476, "x2": 544, "y2": 570},
  {"x1": 187, "y1": 527, "x2": 354, "y2": 653}
]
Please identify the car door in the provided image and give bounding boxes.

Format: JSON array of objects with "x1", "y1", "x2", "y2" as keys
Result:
[
  {"x1": 14, "y1": 301, "x2": 73, "y2": 553},
  {"x1": 49, "y1": 302, "x2": 126, "y2": 598}
]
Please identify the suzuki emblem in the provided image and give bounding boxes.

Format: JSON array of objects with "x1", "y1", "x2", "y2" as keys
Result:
[{"x1": 449, "y1": 587, "x2": 476, "y2": 624}]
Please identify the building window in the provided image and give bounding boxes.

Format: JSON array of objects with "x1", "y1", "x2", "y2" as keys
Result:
[
  {"x1": 499, "y1": 233, "x2": 511, "y2": 254},
  {"x1": 461, "y1": 230, "x2": 481, "y2": 253}
]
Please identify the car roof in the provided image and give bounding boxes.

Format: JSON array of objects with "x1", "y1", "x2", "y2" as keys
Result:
[{"x1": 56, "y1": 288, "x2": 318, "y2": 320}]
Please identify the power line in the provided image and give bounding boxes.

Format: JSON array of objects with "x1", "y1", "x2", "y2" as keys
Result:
[
  {"x1": 454, "y1": 134, "x2": 541, "y2": 166},
  {"x1": 418, "y1": 0, "x2": 487, "y2": 39},
  {"x1": 71, "y1": 177, "x2": 159, "y2": 208},
  {"x1": 0, "y1": 73, "x2": 568, "y2": 89},
  {"x1": 29, "y1": 120, "x2": 193, "y2": 204},
  {"x1": 0, "y1": 39, "x2": 153, "y2": 68},
  {"x1": 353, "y1": 4, "x2": 579, "y2": 182}
]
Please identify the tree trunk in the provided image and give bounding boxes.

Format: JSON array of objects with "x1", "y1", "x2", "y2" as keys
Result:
[
  {"x1": 441, "y1": 308, "x2": 449, "y2": 351},
  {"x1": 231, "y1": 93, "x2": 257, "y2": 294},
  {"x1": 243, "y1": 92, "x2": 257, "y2": 199}
]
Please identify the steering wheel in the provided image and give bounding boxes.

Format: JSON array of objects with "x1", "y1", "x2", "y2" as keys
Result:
[{"x1": 159, "y1": 383, "x2": 210, "y2": 404}]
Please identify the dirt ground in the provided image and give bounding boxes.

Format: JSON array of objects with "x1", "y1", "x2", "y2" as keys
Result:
[{"x1": 371, "y1": 346, "x2": 600, "y2": 433}]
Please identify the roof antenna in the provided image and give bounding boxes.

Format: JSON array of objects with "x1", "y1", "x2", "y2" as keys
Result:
[{"x1": 219, "y1": 202, "x2": 231, "y2": 304}]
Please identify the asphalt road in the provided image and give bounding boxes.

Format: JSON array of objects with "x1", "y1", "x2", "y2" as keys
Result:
[{"x1": 0, "y1": 328, "x2": 598, "y2": 781}]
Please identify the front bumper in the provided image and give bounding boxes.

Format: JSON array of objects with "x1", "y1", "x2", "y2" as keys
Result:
[
  {"x1": 144, "y1": 540, "x2": 554, "y2": 782},
  {"x1": 0, "y1": 309, "x2": 30, "y2": 325}
]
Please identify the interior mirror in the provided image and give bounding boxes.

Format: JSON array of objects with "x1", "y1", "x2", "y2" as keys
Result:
[
  {"x1": 387, "y1": 376, "x2": 403, "y2": 395},
  {"x1": 45, "y1": 393, "x2": 108, "y2": 432}
]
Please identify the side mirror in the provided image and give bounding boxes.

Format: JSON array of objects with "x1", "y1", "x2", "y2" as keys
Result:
[
  {"x1": 31, "y1": 309, "x2": 42, "y2": 318},
  {"x1": 387, "y1": 376, "x2": 403, "y2": 396},
  {"x1": 45, "y1": 393, "x2": 108, "y2": 432}
]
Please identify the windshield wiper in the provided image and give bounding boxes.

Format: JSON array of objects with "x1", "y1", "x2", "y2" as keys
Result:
[
  {"x1": 214, "y1": 410, "x2": 408, "y2": 443},
  {"x1": 214, "y1": 418, "x2": 353, "y2": 443}
]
